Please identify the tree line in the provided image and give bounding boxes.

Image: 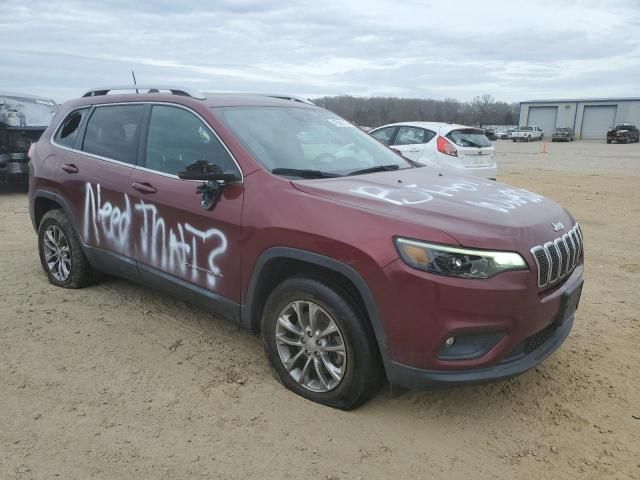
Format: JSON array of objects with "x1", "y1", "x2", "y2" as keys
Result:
[{"x1": 313, "y1": 94, "x2": 519, "y2": 128}]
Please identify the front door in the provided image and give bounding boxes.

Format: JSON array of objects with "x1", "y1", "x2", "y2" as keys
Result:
[{"x1": 128, "y1": 104, "x2": 244, "y2": 304}]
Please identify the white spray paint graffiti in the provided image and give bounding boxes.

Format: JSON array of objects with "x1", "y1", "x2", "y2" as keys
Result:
[
  {"x1": 350, "y1": 179, "x2": 544, "y2": 213},
  {"x1": 83, "y1": 183, "x2": 227, "y2": 287}
]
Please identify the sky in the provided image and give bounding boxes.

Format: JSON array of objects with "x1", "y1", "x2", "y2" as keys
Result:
[{"x1": 1, "y1": 0, "x2": 639, "y2": 103}]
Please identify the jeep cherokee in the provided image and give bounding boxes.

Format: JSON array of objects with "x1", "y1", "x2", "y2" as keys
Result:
[{"x1": 28, "y1": 86, "x2": 584, "y2": 409}]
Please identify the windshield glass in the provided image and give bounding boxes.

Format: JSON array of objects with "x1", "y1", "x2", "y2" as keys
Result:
[
  {"x1": 214, "y1": 106, "x2": 412, "y2": 176},
  {"x1": 446, "y1": 129, "x2": 492, "y2": 148},
  {"x1": 555, "y1": 128, "x2": 570, "y2": 132}
]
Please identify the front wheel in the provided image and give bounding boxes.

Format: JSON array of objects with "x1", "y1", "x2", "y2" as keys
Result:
[{"x1": 262, "y1": 277, "x2": 383, "y2": 410}]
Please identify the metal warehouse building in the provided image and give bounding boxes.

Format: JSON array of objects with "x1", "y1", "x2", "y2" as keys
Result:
[{"x1": 519, "y1": 98, "x2": 640, "y2": 140}]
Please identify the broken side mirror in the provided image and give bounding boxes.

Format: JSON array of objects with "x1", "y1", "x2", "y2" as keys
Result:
[{"x1": 177, "y1": 160, "x2": 240, "y2": 210}]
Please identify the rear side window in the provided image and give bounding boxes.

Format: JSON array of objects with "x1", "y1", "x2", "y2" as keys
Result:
[
  {"x1": 82, "y1": 105, "x2": 146, "y2": 164},
  {"x1": 446, "y1": 129, "x2": 492, "y2": 148},
  {"x1": 54, "y1": 109, "x2": 87, "y2": 148},
  {"x1": 394, "y1": 126, "x2": 435, "y2": 145},
  {"x1": 145, "y1": 105, "x2": 236, "y2": 176},
  {"x1": 371, "y1": 127, "x2": 396, "y2": 145}
]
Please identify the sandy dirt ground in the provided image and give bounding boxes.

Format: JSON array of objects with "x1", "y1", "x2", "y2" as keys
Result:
[{"x1": 1, "y1": 140, "x2": 639, "y2": 480}]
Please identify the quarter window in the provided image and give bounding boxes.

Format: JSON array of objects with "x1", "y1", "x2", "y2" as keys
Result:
[
  {"x1": 55, "y1": 109, "x2": 87, "y2": 148},
  {"x1": 145, "y1": 105, "x2": 236, "y2": 176},
  {"x1": 82, "y1": 105, "x2": 146, "y2": 164},
  {"x1": 370, "y1": 127, "x2": 396, "y2": 145}
]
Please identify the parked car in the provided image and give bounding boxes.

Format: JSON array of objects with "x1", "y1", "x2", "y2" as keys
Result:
[
  {"x1": 370, "y1": 122, "x2": 496, "y2": 180},
  {"x1": 29, "y1": 86, "x2": 584, "y2": 409},
  {"x1": 512, "y1": 126, "x2": 544, "y2": 142},
  {"x1": 483, "y1": 128, "x2": 497, "y2": 141},
  {"x1": 552, "y1": 127, "x2": 575, "y2": 142},
  {"x1": 1, "y1": 92, "x2": 58, "y2": 183},
  {"x1": 495, "y1": 129, "x2": 509, "y2": 140},
  {"x1": 606, "y1": 123, "x2": 639, "y2": 144}
]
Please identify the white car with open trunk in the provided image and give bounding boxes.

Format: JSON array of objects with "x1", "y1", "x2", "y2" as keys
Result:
[{"x1": 369, "y1": 121, "x2": 496, "y2": 180}]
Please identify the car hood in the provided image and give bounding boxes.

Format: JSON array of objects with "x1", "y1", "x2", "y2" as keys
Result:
[{"x1": 292, "y1": 168, "x2": 574, "y2": 251}]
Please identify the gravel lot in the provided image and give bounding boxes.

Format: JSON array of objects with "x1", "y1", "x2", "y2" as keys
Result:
[{"x1": 1, "y1": 140, "x2": 639, "y2": 479}]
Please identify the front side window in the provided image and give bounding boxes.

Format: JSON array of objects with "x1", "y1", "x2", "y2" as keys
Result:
[
  {"x1": 145, "y1": 105, "x2": 236, "y2": 176},
  {"x1": 215, "y1": 107, "x2": 412, "y2": 176},
  {"x1": 55, "y1": 109, "x2": 87, "y2": 148},
  {"x1": 82, "y1": 105, "x2": 145, "y2": 164},
  {"x1": 370, "y1": 127, "x2": 396, "y2": 145}
]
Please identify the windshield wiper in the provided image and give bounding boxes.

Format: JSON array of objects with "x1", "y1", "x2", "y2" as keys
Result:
[
  {"x1": 347, "y1": 164, "x2": 400, "y2": 176},
  {"x1": 271, "y1": 168, "x2": 342, "y2": 179}
]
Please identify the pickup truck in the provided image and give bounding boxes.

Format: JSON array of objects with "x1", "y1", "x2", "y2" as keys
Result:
[{"x1": 512, "y1": 126, "x2": 543, "y2": 142}]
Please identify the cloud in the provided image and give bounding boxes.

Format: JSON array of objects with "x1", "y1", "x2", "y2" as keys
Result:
[{"x1": 0, "y1": 0, "x2": 638, "y2": 102}]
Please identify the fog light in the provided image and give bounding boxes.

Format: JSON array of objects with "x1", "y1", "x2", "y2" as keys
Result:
[{"x1": 437, "y1": 332, "x2": 505, "y2": 360}]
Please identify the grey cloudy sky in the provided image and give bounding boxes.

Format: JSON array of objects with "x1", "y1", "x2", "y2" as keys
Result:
[{"x1": 1, "y1": 0, "x2": 639, "y2": 103}]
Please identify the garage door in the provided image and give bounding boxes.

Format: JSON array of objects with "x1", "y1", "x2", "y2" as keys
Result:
[
  {"x1": 527, "y1": 107, "x2": 557, "y2": 138},
  {"x1": 581, "y1": 105, "x2": 617, "y2": 139}
]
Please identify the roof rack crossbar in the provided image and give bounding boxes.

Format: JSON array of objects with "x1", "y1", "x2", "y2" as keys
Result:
[{"x1": 82, "y1": 86, "x2": 206, "y2": 100}]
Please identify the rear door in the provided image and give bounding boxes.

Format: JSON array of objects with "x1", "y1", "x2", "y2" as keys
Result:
[
  {"x1": 391, "y1": 126, "x2": 436, "y2": 161},
  {"x1": 445, "y1": 128, "x2": 495, "y2": 169},
  {"x1": 54, "y1": 103, "x2": 147, "y2": 277},
  {"x1": 128, "y1": 104, "x2": 244, "y2": 303}
]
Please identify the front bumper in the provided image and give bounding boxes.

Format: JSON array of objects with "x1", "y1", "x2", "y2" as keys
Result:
[
  {"x1": 377, "y1": 256, "x2": 583, "y2": 388},
  {"x1": 383, "y1": 313, "x2": 574, "y2": 388}
]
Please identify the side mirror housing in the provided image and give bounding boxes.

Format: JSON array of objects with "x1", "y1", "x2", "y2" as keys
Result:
[{"x1": 177, "y1": 160, "x2": 239, "y2": 182}]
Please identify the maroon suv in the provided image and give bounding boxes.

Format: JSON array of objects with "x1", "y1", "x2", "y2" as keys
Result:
[{"x1": 28, "y1": 87, "x2": 584, "y2": 409}]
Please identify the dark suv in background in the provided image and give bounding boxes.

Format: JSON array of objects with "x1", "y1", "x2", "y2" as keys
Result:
[
  {"x1": 28, "y1": 86, "x2": 584, "y2": 409},
  {"x1": 1, "y1": 93, "x2": 57, "y2": 184},
  {"x1": 552, "y1": 127, "x2": 575, "y2": 142},
  {"x1": 606, "y1": 123, "x2": 639, "y2": 144}
]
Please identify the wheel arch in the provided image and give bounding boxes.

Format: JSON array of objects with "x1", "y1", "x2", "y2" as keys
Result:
[
  {"x1": 241, "y1": 247, "x2": 387, "y2": 347},
  {"x1": 31, "y1": 190, "x2": 72, "y2": 231}
]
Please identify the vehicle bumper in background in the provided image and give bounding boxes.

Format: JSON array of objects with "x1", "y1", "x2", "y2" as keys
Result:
[{"x1": 0, "y1": 155, "x2": 29, "y2": 180}]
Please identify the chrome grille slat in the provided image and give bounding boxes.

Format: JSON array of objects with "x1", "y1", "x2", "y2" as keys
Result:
[{"x1": 530, "y1": 224, "x2": 582, "y2": 288}]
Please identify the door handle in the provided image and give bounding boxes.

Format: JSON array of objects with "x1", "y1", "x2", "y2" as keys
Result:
[
  {"x1": 131, "y1": 182, "x2": 157, "y2": 194},
  {"x1": 61, "y1": 163, "x2": 79, "y2": 174}
]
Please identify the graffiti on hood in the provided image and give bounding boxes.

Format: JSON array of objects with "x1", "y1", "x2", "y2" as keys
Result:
[
  {"x1": 350, "y1": 179, "x2": 544, "y2": 213},
  {"x1": 83, "y1": 182, "x2": 226, "y2": 286}
]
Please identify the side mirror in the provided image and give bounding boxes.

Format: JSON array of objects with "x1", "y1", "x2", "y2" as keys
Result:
[
  {"x1": 177, "y1": 160, "x2": 239, "y2": 210},
  {"x1": 177, "y1": 160, "x2": 239, "y2": 182}
]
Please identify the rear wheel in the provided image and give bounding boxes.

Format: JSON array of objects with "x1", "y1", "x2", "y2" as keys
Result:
[
  {"x1": 262, "y1": 276, "x2": 383, "y2": 410},
  {"x1": 527, "y1": 136, "x2": 531, "y2": 142},
  {"x1": 38, "y1": 209, "x2": 100, "y2": 288}
]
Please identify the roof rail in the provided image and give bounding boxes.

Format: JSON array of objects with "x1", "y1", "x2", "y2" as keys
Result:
[
  {"x1": 82, "y1": 86, "x2": 206, "y2": 100},
  {"x1": 249, "y1": 93, "x2": 315, "y2": 105}
]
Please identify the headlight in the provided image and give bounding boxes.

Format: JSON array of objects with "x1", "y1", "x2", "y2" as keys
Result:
[{"x1": 395, "y1": 238, "x2": 528, "y2": 279}]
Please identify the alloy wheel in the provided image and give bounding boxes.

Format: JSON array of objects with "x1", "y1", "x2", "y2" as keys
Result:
[
  {"x1": 275, "y1": 300, "x2": 347, "y2": 392},
  {"x1": 43, "y1": 225, "x2": 72, "y2": 282}
]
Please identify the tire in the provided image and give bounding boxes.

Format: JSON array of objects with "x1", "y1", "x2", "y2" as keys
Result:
[
  {"x1": 38, "y1": 209, "x2": 100, "y2": 288},
  {"x1": 261, "y1": 276, "x2": 383, "y2": 410},
  {"x1": 607, "y1": 139, "x2": 612, "y2": 144},
  {"x1": 527, "y1": 136, "x2": 531, "y2": 142},
  {"x1": 512, "y1": 138, "x2": 516, "y2": 142}
]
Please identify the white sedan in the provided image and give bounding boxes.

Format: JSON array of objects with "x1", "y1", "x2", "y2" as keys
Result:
[{"x1": 370, "y1": 122, "x2": 497, "y2": 180}]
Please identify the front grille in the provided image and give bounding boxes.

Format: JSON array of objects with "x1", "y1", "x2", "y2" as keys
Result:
[{"x1": 530, "y1": 224, "x2": 582, "y2": 288}]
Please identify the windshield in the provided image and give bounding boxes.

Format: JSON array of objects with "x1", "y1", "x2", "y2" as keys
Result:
[
  {"x1": 446, "y1": 129, "x2": 492, "y2": 148},
  {"x1": 214, "y1": 106, "x2": 412, "y2": 176},
  {"x1": 555, "y1": 128, "x2": 570, "y2": 132},
  {"x1": 0, "y1": 95, "x2": 58, "y2": 127}
]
